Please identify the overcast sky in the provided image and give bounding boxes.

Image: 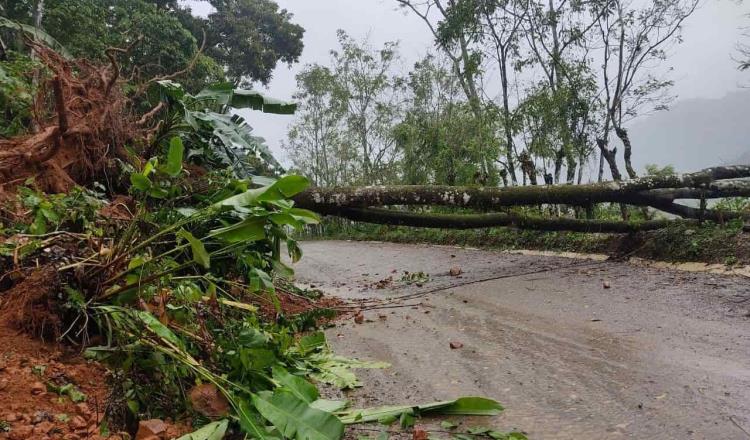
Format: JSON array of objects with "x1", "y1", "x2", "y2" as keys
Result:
[{"x1": 184, "y1": 0, "x2": 749, "y2": 166}]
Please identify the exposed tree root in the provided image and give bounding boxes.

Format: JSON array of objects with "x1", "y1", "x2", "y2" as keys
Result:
[{"x1": 0, "y1": 42, "x2": 141, "y2": 195}]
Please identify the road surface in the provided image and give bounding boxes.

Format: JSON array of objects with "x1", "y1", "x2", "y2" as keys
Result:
[{"x1": 294, "y1": 240, "x2": 750, "y2": 439}]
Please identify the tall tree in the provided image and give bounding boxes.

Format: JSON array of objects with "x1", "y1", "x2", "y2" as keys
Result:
[
  {"x1": 394, "y1": 55, "x2": 500, "y2": 185},
  {"x1": 284, "y1": 65, "x2": 349, "y2": 186},
  {"x1": 330, "y1": 31, "x2": 403, "y2": 184},
  {"x1": 397, "y1": 0, "x2": 503, "y2": 182},
  {"x1": 522, "y1": 0, "x2": 601, "y2": 184},
  {"x1": 593, "y1": 0, "x2": 699, "y2": 181},
  {"x1": 204, "y1": 0, "x2": 305, "y2": 86}
]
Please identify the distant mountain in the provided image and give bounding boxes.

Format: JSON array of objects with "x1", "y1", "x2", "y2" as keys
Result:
[{"x1": 618, "y1": 91, "x2": 750, "y2": 173}]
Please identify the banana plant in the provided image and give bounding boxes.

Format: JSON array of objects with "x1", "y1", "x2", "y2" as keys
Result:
[{"x1": 147, "y1": 80, "x2": 296, "y2": 178}]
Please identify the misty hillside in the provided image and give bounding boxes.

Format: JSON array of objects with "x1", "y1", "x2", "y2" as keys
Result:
[{"x1": 625, "y1": 90, "x2": 750, "y2": 172}]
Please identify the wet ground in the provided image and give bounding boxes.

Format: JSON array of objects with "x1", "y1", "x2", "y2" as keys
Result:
[{"x1": 294, "y1": 240, "x2": 750, "y2": 440}]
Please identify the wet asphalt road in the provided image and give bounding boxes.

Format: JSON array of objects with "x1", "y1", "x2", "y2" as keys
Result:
[{"x1": 294, "y1": 240, "x2": 750, "y2": 440}]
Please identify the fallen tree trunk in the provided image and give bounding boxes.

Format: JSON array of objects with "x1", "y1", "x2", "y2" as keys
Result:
[
  {"x1": 294, "y1": 166, "x2": 750, "y2": 212},
  {"x1": 322, "y1": 207, "x2": 691, "y2": 233}
]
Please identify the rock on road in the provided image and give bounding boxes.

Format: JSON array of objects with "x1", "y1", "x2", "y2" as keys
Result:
[{"x1": 293, "y1": 240, "x2": 750, "y2": 439}]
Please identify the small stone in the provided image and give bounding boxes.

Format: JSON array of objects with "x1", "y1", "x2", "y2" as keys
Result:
[
  {"x1": 378, "y1": 314, "x2": 387, "y2": 320},
  {"x1": 0, "y1": 379, "x2": 9, "y2": 391},
  {"x1": 449, "y1": 266, "x2": 462, "y2": 277},
  {"x1": 188, "y1": 384, "x2": 230, "y2": 418},
  {"x1": 413, "y1": 426, "x2": 429, "y2": 440},
  {"x1": 354, "y1": 313, "x2": 364, "y2": 324},
  {"x1": 603, "y1": 281, "x2": 611, "y2": 289},
  {"x1": 31, "y1": 382, "x2": 46, "y2": 395},
  {"x1": 449, "y1": 341, "x2": 464, "y2": 349},
  {"x1": 135, "y1": 419, "x2": 168, "y2": 440}
]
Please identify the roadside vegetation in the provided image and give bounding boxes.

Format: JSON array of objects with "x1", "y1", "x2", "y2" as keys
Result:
[{"x1": 309, "y1": 214, "x2": 750, "y2": 266}]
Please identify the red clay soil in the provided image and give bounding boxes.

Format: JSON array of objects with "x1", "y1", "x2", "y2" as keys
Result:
[{"x1": 0, "y1": 321, "x2": 120, "y2": 440}]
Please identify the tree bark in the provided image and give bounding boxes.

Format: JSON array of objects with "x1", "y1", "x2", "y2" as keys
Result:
[
  {"x1": 597, "y1": 138, "x2": 622, "y2": 181},
  {"x1": 320, "y1": 207, "x2": 690, "y2": 233},
  {"x1": 616, "y1": 126, "x2": 637, "y2": 179},
  {"x1": 293, "y1": 166, "x2": 750, "y2": 212}
]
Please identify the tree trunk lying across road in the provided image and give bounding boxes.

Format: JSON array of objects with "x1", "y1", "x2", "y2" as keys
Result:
[
  {"x1": 293, "y1": 166, "x2": 750, "y2": 233},
  {"x1": 293, "y1": 166, "x2": 750, "y2": 211},
  {"x1": 323, "y1": 207, "x2": 691, "y2": 233}
]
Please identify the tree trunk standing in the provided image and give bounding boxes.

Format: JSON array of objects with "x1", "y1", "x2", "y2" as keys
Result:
[
  {"x1": 616, "y1": 126, "x2": 637, "y2": 179},
  {"x1": 500, "y1": 56, "x2": 518, "y2": 186},
  {"x1": 0, "y1": 33, "x2": 7, "y2": 61},
  {"x1": 597, "y1": 138, "x2": 622, "y2": 181},
  {"x1": 33, "y1": 0, "x2": 45, "y2": 29},
  {"x1": 565, "y1": 153, "x2": 577, "y2": 184},
  {"x1": 28, "y1": 0, "x2": 45, "y2": 134}
]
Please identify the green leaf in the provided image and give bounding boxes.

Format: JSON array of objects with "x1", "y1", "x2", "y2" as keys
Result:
[
  {"x1": 308, "y1": 354, "x2": 389, "y2": 390},
  {"x1": 177, "y1": 230, "x2": 210, "y2": 269},
  {"x1": 337, "y1": 397, "x2": 502, "y2": 425},
  {"x1": 272, "y1": 366, "x2": 319, "y2": 404},
  {"x1": 130, "y1": 173, "x2": 152, "y2": 191},
  {"x1": 377, "y1": 415, "x2": 398, "y2": 426},
  {"x1": 176, "y1": 420, "x2": 229, "y2": 440},
  {"x1": 253, "y1": 390, "x2": 344, "y2": 440},
  {"x1": 297, "y1": 332, "x2": 326, "y2": 355},
  {"x1": 266, "y1": 175, "x2": 310, "y2": 199},
  {"x1": 441, "y1": 421, "x2": 458, "y2": 430},
  {"x1": 209, "y1": 217, "x2": 266, "y2": 243},
  {"x1": 399, "y1": 412, "x2": 415, "y2": 428},
  {"x1": 236, "y1": 399, "x2": 273, "y2": 440},
  {"x1": 287, "y1": 239, "x2": 303, "y2": 263},
  {"x1": 289, "y1": 208, "x2": 321, "y2": 225},
  {"x1": 270, "y1": 213, "x2": 303, "y2": 230},
  {"x1": 310, "y1": 399, "x2": 349, "y2": 413},
  {"x1": 133, "y1": 310, "x2": 185, "y2": 350},
  {"x1": 0, "y1": 17, "x2": 71, "y2": 58},
  {"x1": 467, "y1": 427, "x2": 492, "y2": 435},
  {"x1": 437, "y1": 397, "x2": 504, "y2": 416},
  {"x1": 166, "y1": 137, "x2": 185, "y2": 177}
]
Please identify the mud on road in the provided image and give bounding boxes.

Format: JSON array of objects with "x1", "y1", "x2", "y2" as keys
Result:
[{"x1": 294, "y1": 240, "x2": 750, "y2": 440}]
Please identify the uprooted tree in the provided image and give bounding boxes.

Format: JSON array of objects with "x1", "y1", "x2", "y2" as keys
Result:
[{"x1": 0, "y1": 42, "x2": 748, "y2": 234}]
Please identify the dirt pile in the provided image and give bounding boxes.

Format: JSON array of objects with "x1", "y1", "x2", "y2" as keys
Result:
[{"x1": 0, "y1": 322, "x2": 115, "y2": 439}]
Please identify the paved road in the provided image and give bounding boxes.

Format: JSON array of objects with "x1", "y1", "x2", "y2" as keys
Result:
[{"x1": 294, "y1": 240, "x2": 750, "y2": 439}]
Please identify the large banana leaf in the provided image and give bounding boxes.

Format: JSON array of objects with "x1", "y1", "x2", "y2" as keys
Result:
[
  {"x1": 253, "y1": 390, "x2": 345, "y2": 440},
  {"x1": 154, "y1": 80, "x2": 290, "y2": 177},
  {"x1": 176, "y1": 420, "x2": 228, "y2": 440},
  {"x1": 337, "y1": 397, "x2": 503, "y2": 425},
  {"x1": 0, "y1": 17, "x2": 72, "y2": 58},
  {"x1": 196, "y1": 82, "x2": 297, "y2": 114}
]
